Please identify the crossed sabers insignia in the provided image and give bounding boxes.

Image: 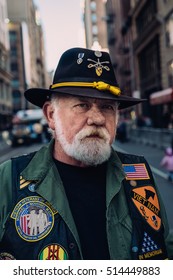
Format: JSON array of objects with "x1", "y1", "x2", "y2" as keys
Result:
[{"x1": 87, "y1": 58, "x2": 110, "y2": 76}]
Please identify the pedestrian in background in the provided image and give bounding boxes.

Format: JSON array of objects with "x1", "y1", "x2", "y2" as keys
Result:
[
  {"x1": 160, "y1": 147, "x2": 173, "y2": 182},
  {"x1": 0, "y1": 47, "x2": 173, "y2": 260}
]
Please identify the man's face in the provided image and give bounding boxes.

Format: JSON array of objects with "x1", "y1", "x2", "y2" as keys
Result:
[{"x1": 45, "y1": 95, "x2": 119, "y2": 166}]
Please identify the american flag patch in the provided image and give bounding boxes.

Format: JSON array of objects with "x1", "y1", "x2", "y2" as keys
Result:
[{"x1": 122, "y1": 163, "x2": 150, "y2": 180}]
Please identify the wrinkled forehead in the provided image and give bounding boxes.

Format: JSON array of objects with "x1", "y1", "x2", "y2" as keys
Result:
[
  {"x1": 77, "y1": 97, "x2": 119, "y2": 108},
  {"x1": 53, "y1": 93, "x2": 119, "y2": 106}
]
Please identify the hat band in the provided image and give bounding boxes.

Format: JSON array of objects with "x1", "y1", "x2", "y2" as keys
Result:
[{"x1": 50, "y1": 81, "x2": 121, "y2": 96}]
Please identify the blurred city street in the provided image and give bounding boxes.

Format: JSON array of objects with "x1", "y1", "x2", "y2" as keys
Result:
[
  {"x1": 0, "y1": 0, "x2": 173, "y2": 263},
  {"x1": 0, "y1": 141, "x2": 43, "y2": 165}
]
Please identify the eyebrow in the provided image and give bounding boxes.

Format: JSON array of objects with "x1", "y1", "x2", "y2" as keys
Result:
[
  {"x1": 76, "y1": 97, "x2": 116, "y2": 104},
  {"x1": 77, "y1": 97, "x2": 91, "y2": 102}
]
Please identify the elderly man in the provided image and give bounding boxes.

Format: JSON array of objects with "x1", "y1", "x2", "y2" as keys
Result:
[{"x1": 0, "y1": 48, "x2": 172, "y2": 260}]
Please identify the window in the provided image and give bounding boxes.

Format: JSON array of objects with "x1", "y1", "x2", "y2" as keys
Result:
[
  {"x1": 91, "y1": 13, "x2": 97, "y2": 23},
  {"x1": 0, "y1": 81, "x2": 3, "y2": 99},
  {"x1": 13, "y1": 90, "x2": 21, "y2": 110},
  {"x1": 10, "y1": 46, "x2": 17, "y2": 57},
  {"x1": 167, "y1": 60, "x2": 173, "y2": 86},
  {"x1": 92, "y1": 25, "x2": 98, "y2": 35},
  {"x1": 11, "y1": 80, "x2": 20, "y2": 88},
  {"x1": 166, "y1": 11, "x2": 173, "y2": 47},
  {"x1": 138, "y1": 36, "x2": 160, "y2": 88},
  {"x1": 136, "y1": 0, "x2": 157, "y2": 34},
  {"x1": 0, "y1": 51, "x2": 6, "y2": 70},
  {"x1": 10, "y1": 62, "x2": 18, "y2": 71},
  {"x1": 90, "y1": 1, "x2": 96, "y2": 11},
  {"x1": 9, "y1": 31, "x2": 17, "y2": 42}
]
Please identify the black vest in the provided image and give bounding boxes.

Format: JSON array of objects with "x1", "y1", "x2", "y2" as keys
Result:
[
  {"x1": 117, "y1": 152, "x2": 168, "y2": 260},
  {"x1": 0, "y1": 151, "x2": 168, "y2": 260}
]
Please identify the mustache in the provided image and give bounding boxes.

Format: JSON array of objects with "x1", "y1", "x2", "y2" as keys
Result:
[{"x1": 76, "y1": 127, "x2": 110, "y2": 141}]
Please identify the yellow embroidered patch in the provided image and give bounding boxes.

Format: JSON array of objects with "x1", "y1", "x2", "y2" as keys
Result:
[{"x1": 131, "y1": 186, "x2": 161, "y2": 230}]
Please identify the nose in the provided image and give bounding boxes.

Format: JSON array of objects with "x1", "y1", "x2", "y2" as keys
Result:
[{"x1": 87, "y1": 104, "x2": 105, "y2": 126}]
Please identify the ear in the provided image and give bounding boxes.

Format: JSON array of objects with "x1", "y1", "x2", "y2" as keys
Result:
[{"x1": 42, "y1": 101, "x2": 55, "y2": 130}]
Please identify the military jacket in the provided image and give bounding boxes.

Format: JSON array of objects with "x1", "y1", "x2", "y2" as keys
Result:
[{"x1": 0, "y1": 140, "x2": 172, "y2": 260}]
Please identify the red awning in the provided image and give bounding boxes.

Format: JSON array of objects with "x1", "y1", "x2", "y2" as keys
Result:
[{"x1": 150, "y1": 88, "x2": 173, "y2": 105}]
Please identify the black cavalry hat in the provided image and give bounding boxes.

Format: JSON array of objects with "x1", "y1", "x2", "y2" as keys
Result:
[{"x1": 24, "y1": 47, "x2": 145, "y2": 109}]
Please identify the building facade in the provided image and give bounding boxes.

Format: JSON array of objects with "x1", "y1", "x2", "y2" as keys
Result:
[
  {"x1": 105, "y1": 0, "x2": 127, "y2": 94},
  {"x1": 7, "y1": 0, "x2": 47, "y2": 111},
  {"x1": 84, "y1": 0, "x2": 108, "y2": 50},
  {"x1": 105, "y1": 0, "x2": 173, "y2": 128},
  {"x1": 0, "y1": 0, "x2": 12, "y2": 130},
  {"x1": 8, "y1": 21, "x2": 28, "y2": 112}
]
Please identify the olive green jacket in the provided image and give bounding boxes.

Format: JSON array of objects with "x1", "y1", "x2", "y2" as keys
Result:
[{"x1": 0, "y1": 140, "x2": 173, "y2": 259}]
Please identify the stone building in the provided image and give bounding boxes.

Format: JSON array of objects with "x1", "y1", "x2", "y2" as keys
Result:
[
  {"x1": 84, "y1": 0, "x2": 108, "y2": 50},
  {"x1": 7, "y1": 0, "x2": 47, "y2": 111},
  {"x1": 0, "y1": 0, "x2": 12, "y2": 129},
  {"x1": 105, "y1": 0, "x2": 173, "y2": 127}
]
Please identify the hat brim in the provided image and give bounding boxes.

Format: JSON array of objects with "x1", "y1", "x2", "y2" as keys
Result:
[{"x1": 24, "y1": 87, "x2": 146, "y2": 110}]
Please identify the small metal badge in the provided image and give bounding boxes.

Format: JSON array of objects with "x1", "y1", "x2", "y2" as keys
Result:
[
  {"x1": 28, "y1": 183, "x2": 36, "y2": 192},
  {"x1": 132, "y1": 246, "x2": 138, "y2": 253},
  {"x1": 94, "y1": 50, "x2": 102, "y2": 57},
  {"x1": 130, "y1": 180, "x2": 137, "y2": 187},
  {"x1": 77, "y1": 53, "x2": 84, "y2": 64}
]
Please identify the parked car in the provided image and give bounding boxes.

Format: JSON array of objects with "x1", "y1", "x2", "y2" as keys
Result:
[{"x1": 11, "y1": 109, "x2": 43, "y2": 147}]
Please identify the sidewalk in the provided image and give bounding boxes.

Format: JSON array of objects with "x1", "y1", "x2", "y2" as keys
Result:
[
  {"x1": 126, "y1": 125, "x2": 172, "y2": 150},
  {"x1": 113, "y1": 139, "x2": 165, "y2": 172},
  {"x1": 0, "y1": 139, "x2": 11, "y2": 152}
]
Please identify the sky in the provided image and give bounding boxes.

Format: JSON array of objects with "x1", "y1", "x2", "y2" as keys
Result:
[{"x1": 34, "y1": 0, "x2": 86, "y2": 72}]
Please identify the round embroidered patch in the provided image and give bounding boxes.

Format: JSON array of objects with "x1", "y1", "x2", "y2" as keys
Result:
[
  {"x1": 38, "y1": 244, "x2": 68, "y2": 260},
  {"x1": 11, "y1": 196, "x2": 55, "y2": 242},
  {"x1": 0, "y1": 252, "x2": 16, "y2": 260}
]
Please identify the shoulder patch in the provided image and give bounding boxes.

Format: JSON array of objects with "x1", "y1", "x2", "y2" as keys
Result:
[
  {"x1": 38, "y1": 244, "x2": 68, "y2": 260},
  {"x1": 0, "y1": 252, "x2": 16, "y2": 260},
  {"x1": 19, "y1": 175, "x2": 38, "y2": 190},
  {"x1": 138, "y1": 231, "x2": 163, "y2": 260},
  {"x1": 10, "y1": 196, "x2": 58, "y2": 242},
  {"x1": 122, "y1": 163, "x2": 150, "y2": 180},
  {"x1": 131, "y1": 186, "x2": 161, "y2": 230}
]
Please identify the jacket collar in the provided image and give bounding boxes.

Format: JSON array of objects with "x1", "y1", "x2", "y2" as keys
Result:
[
  {"x1": 106, "y1": 150, "x2": 126, "y2": 206},
  {"x1": 21, "y1": 139, "x2": 55, "y2": 182},
  {"x1": 21, "y1": 139, "x2": 125, "y2": 182}
]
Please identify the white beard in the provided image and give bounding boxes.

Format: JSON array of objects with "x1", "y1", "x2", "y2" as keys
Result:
[{"x1": 54, "y1": 117, "x2": 112, "y2": 166}]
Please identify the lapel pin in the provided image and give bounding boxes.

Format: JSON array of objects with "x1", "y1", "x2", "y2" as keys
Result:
[{"x1": 77, "y1": 53, "x2": 84, "y2": 64}]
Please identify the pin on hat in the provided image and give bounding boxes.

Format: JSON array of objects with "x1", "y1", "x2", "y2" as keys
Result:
[
  {"x1": 24, "y1": 47, "x2": 146, "y2": 109},
  {"x1": 77, "y1": 52, "x2": 84, "y2": 64}
]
